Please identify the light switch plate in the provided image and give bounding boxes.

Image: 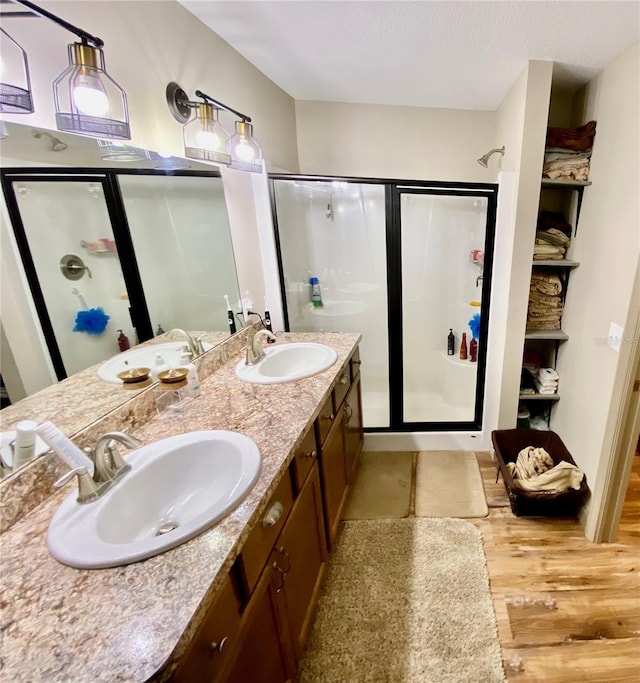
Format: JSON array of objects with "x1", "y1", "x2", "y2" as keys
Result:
[{"x1": 608, "y1": 322, "x2": 624, "y2": 352}]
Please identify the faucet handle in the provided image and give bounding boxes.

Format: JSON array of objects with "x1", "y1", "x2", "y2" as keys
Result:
[{"x1": 54, "y1": 466, "x2": 99, "y2": 504}]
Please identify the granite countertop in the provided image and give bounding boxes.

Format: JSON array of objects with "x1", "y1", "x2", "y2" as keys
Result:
[{"x1": 0, "y1": 332, "x2": 360, "y2": 682}]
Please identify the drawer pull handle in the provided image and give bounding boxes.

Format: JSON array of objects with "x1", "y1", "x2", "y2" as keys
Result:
[
  {"x1": 277, "y1": 547, "x2": 292, "y2": 573},
  {"x1": 273, "y1": 561, "x2": 285, "y2": 593},
  {"x1": 345, "y1": 404, "x2": 353, "y2": 420},
  {"x1": 339, "y1": 374, "x2": 349, "y2": 385},
  {"x1": 210, "y1": 637, "x2": 228, "y2": 653},
  {"x1": 262, "y1": 500, "x2": 284, "y2": 528},
  {"x1": 305, "y1": 449, "x2": 317, "y2": 460},
  {"x1": 322, "y1": 413, "x2": 335, "y2": 422},
  {"x1": 352, "y1": 359, "x2": 362, "y2": 366}
]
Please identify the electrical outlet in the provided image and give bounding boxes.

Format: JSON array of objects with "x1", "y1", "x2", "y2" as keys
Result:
[{"x1": 608, "y1": 322, "x2": 623, "y2": 352}]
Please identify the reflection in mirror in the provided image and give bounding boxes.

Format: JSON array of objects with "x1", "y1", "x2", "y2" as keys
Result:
[{"x1": 0, "y1": 122, "x2": 243, "y2": 480}]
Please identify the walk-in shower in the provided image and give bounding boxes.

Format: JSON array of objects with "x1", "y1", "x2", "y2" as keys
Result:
[{"x1": 271, "y1": 176, "x2": 497, "y2": 432}]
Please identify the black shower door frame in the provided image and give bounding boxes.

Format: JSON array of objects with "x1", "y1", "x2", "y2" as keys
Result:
[{"x1": 269, "y1": 174, "x2": 498, "y2": 432}]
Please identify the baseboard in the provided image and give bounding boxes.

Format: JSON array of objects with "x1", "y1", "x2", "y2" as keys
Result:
[{"x1": 364, "y1": 431, "x2": 486, "y2": 451}]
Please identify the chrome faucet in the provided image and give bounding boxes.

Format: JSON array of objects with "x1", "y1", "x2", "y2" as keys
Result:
[
  {"x1": 245, "y1": 329, "x2": 276, "y2": 365},
  {"x1": 167, "y1": 329, "x2": 204, "y2": 357},
  {"x1": 91, "y1": 431, "x2": 142, "y2": 482}
]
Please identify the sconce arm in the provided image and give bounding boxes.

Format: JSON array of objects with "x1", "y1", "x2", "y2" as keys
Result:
[
  {"x1": 195, "y1": 90, "x2": 251, "y2": 123},
  {"x1": 11, "y1": 0, "x2": 105, "y2": 48}
]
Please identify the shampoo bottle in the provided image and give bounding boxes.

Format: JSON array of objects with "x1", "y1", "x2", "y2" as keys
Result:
[
  {"x1": 178, "y1": 351, "x2": 200, "y2": 397},
  {"x1": 117, "y1": 330, "x2": 130, "y2": 352},
  {"x1": 460, "y1": 332, "x2": 468, "y2": 360},
  {"x1": 310, "y1": 277, "x2": 323, "y2": 307},
  {"x1": 469, "y1": 338, "x2": 478, "y2": 363},
  {"x1": 447, "y1": 329, "x2": 455, "y2": 356}
]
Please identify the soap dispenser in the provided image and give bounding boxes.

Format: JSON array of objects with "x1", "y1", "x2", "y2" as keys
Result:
[
  {"x1": 447, "y1": 329, "x2": 455, "y2": 356},
  {"x1": 178, "y1": 351, "x2": 200, "y2": 397}
]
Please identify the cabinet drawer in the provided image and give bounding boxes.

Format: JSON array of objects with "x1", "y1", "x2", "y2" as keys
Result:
[
  {"x1": 350, "y1": 347, "x2": 361, "y2": 381},
  {"x1": 333, "y1": 364, "x2": 351, "y2": 410},
  {"x1": 171, "y1": 573, "x2": 242, "y2": 683},
  {"x1": 292, "y1": 426, "x2": 318, "y2": 493},
  {"x1": 240, "y1": 473, "x2": 294, "y2": 594},
  {"x1": 315, "y1": 392, "x2": 337, "y2": 447}
]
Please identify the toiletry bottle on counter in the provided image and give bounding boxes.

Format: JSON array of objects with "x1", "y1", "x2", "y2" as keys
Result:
[
  {"x1": 117, "y1": 329, "x2": 130, "y2": 351},
  {"x1": 155, "y1": 324, "x2": 165, "y2": 336},
  {"x1": 178, "y1": 351, "x2": 200, "y2": 397},
  {"x1": 310, "y1": 277, "x2": 323, "y2": 307},
  {"x1": 151, "y1": 353, "x2": 170, "y2": 380},
  {"x1": 447, "y1": 329, "x2": 455, "y2": 356},
  {"x1": 13, "y1": 420, "x2": 38, "y2": 469},
  {"x1": 460, "y1": 332, "x2": 468, "y2": 360}
]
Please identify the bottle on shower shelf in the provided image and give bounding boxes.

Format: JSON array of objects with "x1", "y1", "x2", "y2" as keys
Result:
[
  {"x1": 459, "y1": 332, "x2": 468, "y2": 360},
  {"x1": 447, "y1": 329, "x2": 455, "y2": 356},
  {"x1": 117, "y1": 329, "x2": 130, "y2": 352},
  {"x1": 469, "y1": 337, "x2": 478, "y2": 363},
  {"x1": 310, "y1": 277, "x2": 323, "y2": 307}
]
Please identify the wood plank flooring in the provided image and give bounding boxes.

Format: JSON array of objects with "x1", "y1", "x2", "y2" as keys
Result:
[{"x1": 473, "y1": 451, "x2": 640, "y2": 682}]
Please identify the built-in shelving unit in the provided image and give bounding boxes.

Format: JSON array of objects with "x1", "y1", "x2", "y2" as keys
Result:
[{"x1": 520, "y1": 175, "x2": 590, "y2": 426}]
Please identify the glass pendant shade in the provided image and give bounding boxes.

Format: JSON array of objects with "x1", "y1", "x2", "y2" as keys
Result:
[
  {"x1": 227, "y1": 121, "x2": 263, "y2": 173},
  {"x1": 53, "y1": 43, "x2": 130, "y2": 139},
  {"x1": 183, "y1": 103, "x2": 230, "y2": 165},
  {"x1": 96, "y1": 139, "x2": 148, "y2": 162},
  {"x1": 0, "y1": 28, "x2": 34, "y2": 114}
]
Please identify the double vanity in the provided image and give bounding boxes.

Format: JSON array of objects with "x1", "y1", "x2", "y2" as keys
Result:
[{"x1": 0, "y1": 329, "x2": 363, "y2": 682}]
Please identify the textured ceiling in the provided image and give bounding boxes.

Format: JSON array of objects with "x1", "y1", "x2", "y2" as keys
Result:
[{"x1": 179, "y1": 0, "x2": 639, "y2": 111}]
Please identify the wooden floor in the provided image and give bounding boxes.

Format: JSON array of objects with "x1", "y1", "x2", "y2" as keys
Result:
[{"x1": 473, "y1": 452, "x2": 640, "y2": 682}]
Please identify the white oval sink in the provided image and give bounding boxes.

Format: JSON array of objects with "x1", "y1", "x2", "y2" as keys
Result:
[
  {"x1": 47, "y1": 431, "x2": 261, "y2": 568},
  {"x1": 98, "y1": 341, "x2": 213, "y2": 383},
  {"x1": 235, "y1": 342, "x2": 337, "y2": 384}
]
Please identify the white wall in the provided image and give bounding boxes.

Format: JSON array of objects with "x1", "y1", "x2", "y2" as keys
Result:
[
  {"x1": 492, "y1": 61, "x2": 554, "y2": 429},
  {"x1": 295, "y1": 100, "x2": 495, "y2": 181},
  {"x1": 551, "y1": 43, "x2": 640, "y2": 530}
]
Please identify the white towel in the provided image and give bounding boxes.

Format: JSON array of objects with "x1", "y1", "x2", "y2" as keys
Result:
[
  {"x1": 535, "y1": 378, "x2": 557, "y2": 394},
  {"x1": 539, "y1": 368, "x2": 559, "y2": 381},
  {"x1": 505, "y1": 446, "x2": 584, "y2": 493}
]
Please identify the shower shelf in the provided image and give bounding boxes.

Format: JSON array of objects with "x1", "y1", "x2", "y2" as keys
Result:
[
  {"x1": 524, "y1": 330, "x2": 569, "y2": 341},
  {"x1": 532, "y1": 259, "x2": 580, "y2": 268}
]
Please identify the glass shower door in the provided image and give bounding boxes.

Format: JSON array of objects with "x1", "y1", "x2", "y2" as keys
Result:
[
  {"x1": 272, "y1": 178, "x2": 390, "y2": 427},
  {"x1": 6, "y1": 178, "x2": 145, "y2": 378},
  {"x1": 396, "y1": 189, "x2": 494, "y2": 426}
]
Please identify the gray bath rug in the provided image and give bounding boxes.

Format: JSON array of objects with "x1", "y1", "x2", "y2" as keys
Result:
[
  {"x1": 343, "y1": 451, "x2": 412, "y2": 519},
  {"x1": 415, "y1": 451, "x2": 489, "y2": 518},
  {"x1": 298, "y1": 518, "x2": 505, "y2": 683}
]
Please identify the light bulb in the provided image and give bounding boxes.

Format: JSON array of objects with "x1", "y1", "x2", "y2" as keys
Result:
[
  {"x1": 234, "y1": 139, "x2": 255, "y2": 162},
  {"x1": 196, "y1": 129, "x2": 221, "y2": 151},
  {"x1": 72, "y1": 73, "x2": 109, "y2": 116}
]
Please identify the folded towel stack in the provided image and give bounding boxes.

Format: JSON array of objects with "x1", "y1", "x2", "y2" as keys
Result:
[
  {"x1": 534, "y1": 367, "x2": 559, "y2": 395},
  {"x1": 527, "y1": 272, "x2": 563, "y2": 331},
  {"x1": 542, "y1": 120, "x2": 596, "y2": 182},
  {"x1": 534, "y1": 211, "x2": 572, "y2": 260}
]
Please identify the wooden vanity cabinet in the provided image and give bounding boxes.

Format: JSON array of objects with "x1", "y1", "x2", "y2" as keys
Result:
[
  {"x1": 225, "y1": 462, "x2": 327, "y2": 682},
  {"x1": 344, "y1": 374, "x2": 363, "y2": 484},
  {"x1": 171, "y1": 573, "x2": 243, "y2": 683}
]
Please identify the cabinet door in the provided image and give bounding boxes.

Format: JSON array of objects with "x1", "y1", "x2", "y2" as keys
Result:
[
  {"x1": 275, "y1": 463, "x2": 327, "y2": 664},
  {"x1": 224, "y1": 558, "x2": 291, "y2": 683},
  {"x1": 171, "y1": 573, "x2": 242, "y2": 683},
  {"x1": 319, "y1": 407, "x2": 348, "y2": 546},
  {"x1": 344, "y1": 374, "x2": 364, "y2": 484}
]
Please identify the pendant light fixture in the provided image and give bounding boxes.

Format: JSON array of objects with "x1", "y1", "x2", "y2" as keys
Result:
[
  {"x1": 166, "y1": 82, "x2": 263, "y2": 173},
  {"x1": 0, "y1": 27, "x2": 34, "y2": 113},
  {"x1": 4, "y1": 0, "x2": 130, "y2": 140}
]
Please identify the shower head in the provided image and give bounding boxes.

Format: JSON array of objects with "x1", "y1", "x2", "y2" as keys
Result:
[
  {"x1": 476, "y1": 146, "x2": 505, "y2": 167},
  {"x1": 32, "y1": 130, "x2": 68, "y2": 152}
]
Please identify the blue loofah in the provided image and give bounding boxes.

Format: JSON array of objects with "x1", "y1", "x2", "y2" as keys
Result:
[
  {"x1": 73, "y1": 307, "x2": 110, "y2": 335},
  {"x1": 468, "y1": 313, "x2": 481, "y2": 340}
]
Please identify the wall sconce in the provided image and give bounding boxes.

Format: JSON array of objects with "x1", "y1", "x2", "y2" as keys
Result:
[
  {"x1": 166, "y1": 82, "x2": 263, "y2": 173},
  {"x1": 2, "y1": 0, "x2": 130, "y2": 140},
  {"x1": 0, "y1": 27, "x2": 34, "y2": 113},
  {"x1": 476, "y1": 146, "x2": 505, "y2": 168}
]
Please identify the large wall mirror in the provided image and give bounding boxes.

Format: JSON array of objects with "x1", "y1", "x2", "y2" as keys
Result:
[{"x1": 0, "y1": 122, "x2": 243, "y2": 479}]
